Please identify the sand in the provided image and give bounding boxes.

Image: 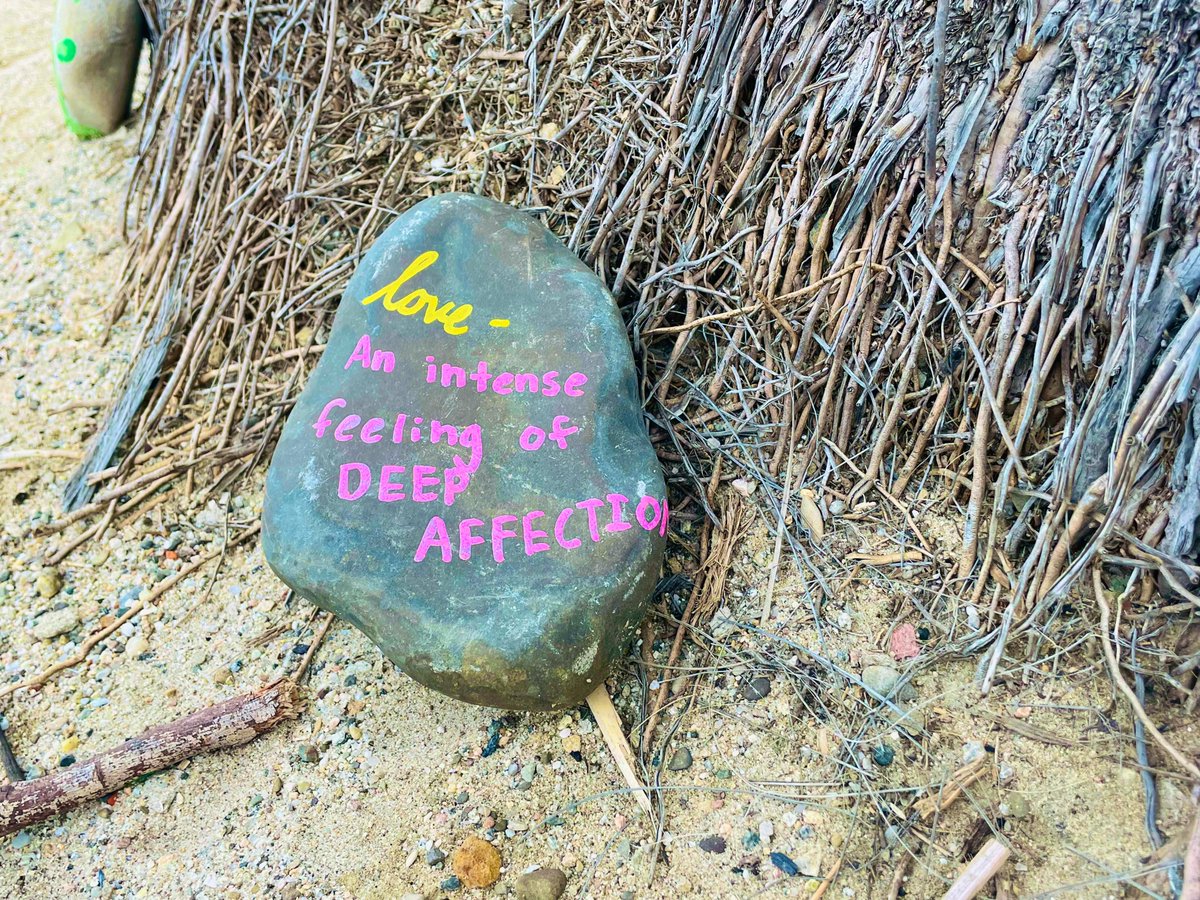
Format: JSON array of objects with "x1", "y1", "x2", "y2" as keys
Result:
[{"x1": 0, "y1": 4, "x2": 1194, "y2": 898}]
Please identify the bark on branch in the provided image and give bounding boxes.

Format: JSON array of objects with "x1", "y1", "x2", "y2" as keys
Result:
[{"x1": 0, "y1": 679, "x2": 301, "y2": 836}]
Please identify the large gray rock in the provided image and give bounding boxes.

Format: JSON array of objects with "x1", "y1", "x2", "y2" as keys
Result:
[{"x1": 263, "y1": 193, "x2": 666, "y2": 710}]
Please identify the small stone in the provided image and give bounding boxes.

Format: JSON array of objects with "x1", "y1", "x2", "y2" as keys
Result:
[
  {"x1": 698, "y1": 835, "x2": 726, "y2": 853},
  {"x1": 300, "y1": 744, "x2": 320, "y2": 763},
  {"x1": 31, "y1": 607, "x2": 79, "y2": 641},
  {"x1": 61, "y1": 736, "x2": 80, "y2": 754},
  {"x1": 125, "y1": 634, "x2": 150, "y2": 657},
  {"x1": 426, "y1": 847, "x2": 447, "y2": 866},
  {"x1": 521, "y1": 762, "x2": 537, "y2": 783},
  {"x1": 450, "y1": 836, "x2": 501, "y2": 888},
  {"x1": 11, "y1": 831, "x2": 31, "y2": 850},
  {"x1": 740, "y1": 676, "x2": 771, "y2": 700},
  {"x1": 709, "y1": 607, "x2": 739, "y2": 640},
  {"x1": 347, "y1": 725, "x2": 362, "y2": 740},
  {"x1": 36, "y1": 568, "x2": 63, "y2": 599},
  {"x1": 770, "y1": 852, "x2": 799, "y2": 876},
  {"x1": 998, "y1": 762, "x2": 1015, "y2": 785},
  {"x1": 667, "y1": 748, "x2": 692, "y2": 771},
  {"x1": 561, "y1": 734, "x2": 581, "y2": 754},
  {"x1": 889, "y1": 623, "x2": 921, "y2": 661},
  {"x1": 872, "y1": 744, "x2": 895, "y2": 766},
  {"x1": 861, "y1": 665, "x2": 901, "y2": 697},
  {"x1": 441, "y1": 875, "x2": 461, "y2": 891},
  {"x1": 514, "y1": 868, "x2": 568, "y2": 900},
  {"x1": 759, "y1": 820, "x2": 774, "y2": 843},
  {"x1": 731, "y1": 478, "x2": 756, "y2": 497},
  {"x1": 961, "y1": 740, "x2": 986, "y2": 765},
  {"x1": 211, "y1": 665, "x2": 234, "y2": 685},
  {"x1": 1003, "y1": 794, "x2": 1031, "y2": 819}
]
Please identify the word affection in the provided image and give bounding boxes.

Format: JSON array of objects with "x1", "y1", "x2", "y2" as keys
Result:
[{"x1": 413, "y1": 494, "x2": 670, "y2": 564}]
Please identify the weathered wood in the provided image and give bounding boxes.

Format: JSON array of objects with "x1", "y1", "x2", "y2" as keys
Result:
[
  {"x1": 944, "y1": 838, "x2": 1011, "y2": 900},
  {"x1": 0, "y1": 680, "x2": 300, "y2": 835},
  {"x1": 585, "y1": 684, "x2": 652, "y2": 817}
]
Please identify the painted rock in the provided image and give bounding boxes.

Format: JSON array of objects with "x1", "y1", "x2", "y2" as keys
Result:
[
  {"x1": 263, "y1": 193, "x2": 667, "y2": 710},
  {"x1": 53, "y1": 0, "x2": 145, "y2": 138}
]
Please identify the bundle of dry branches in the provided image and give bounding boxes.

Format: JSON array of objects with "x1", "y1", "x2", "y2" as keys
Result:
[{"x1": 54, "y1": 0, "x2": 1200, "y2": 758}]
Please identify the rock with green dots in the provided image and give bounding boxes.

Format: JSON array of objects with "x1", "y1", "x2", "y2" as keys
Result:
[{"x1": 53, "y1": 0, "x2": 146, "y2": 138}]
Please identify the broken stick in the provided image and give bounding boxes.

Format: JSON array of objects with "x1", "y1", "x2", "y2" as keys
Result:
[
  {"x1": 586, "y1": 684, "x2": 653, "y2": 817},
  {"x1": 944, "y1": 837, "x2": 1011, "y2": 900},
  {"x1": 0, "y1": 679, "x2": 300, "y2": 836}
]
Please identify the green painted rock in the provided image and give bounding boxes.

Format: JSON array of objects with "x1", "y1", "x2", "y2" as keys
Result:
[
  {"x1": 263, "y1": 194, "x2": 667, "y2": 710},
  {"x1": 53, "y1": 0, "x2": 145, "y2": 138}
]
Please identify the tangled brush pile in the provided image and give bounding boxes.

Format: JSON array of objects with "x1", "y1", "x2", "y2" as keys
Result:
[{"x1": 59, "y1": 0, "x2": 1200, "y2": 748}]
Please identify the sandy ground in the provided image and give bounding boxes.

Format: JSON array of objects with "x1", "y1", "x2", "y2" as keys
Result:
[{"x1": 1, "y1": 5, "x2": 1195, "y2": 899}]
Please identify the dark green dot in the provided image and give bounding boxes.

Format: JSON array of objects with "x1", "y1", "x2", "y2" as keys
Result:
[{"x1": 55, "y1": 38, "x2": 77, "y2": 63}]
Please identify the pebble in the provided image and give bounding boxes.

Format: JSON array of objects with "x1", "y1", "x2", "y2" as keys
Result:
[
  {"x1": 698, "y1": 835, "x2": 726, "y2": 853},
  {"x1": 125, "y1": 634, "x2": 150, "y2": 657},
  {"x1": 1001, "y1": 794, "x2": 1031, "y2": 819},
  {"x1": 709, "y1": 606, "x2": 740, "y2": 641},
  {"x1": 758, "y1": 819, "x2": 774, "y2": 843},
  {"x1": 872, "y1": 744, "x2": 895, "y2": 766},
  {"x1": 211, "y1": 665, "x2": 234, "y2": 685},
  {"x1": 770, "y1": 851, "x2": 799, "y2": 876},
  {"x1": 426, "y1": 847, "x2": 447, "y2": 866},
  {"x1": 961, "y1": 740, "x2": 986, "y2": 765},
  {"x1": 861, "y1": 665, "x2": 901, "y2": 697},
  {"x1": 441, "y1": 875, "x2": 461, "y2": 891},
  {"x1": 561, "y1": 734, "x2": 581, "y2": 754},
  {"x1": 450, "y1": 836, "x2": 501, "y2": 888},
  {"x1": 740, "y1": 676, "x2": 771, "y2": 700},
  {"x1": 514, "y1": 867, "x2": 568, "y2": 900},
  {"x1": 667, "y1": 747, "x2": 692, "y2": 771},
  {"x1": 31, "y1": 607, "x2": 79, "y2": 641},
  {"x1": 11, "y1": 831, "x2": 31, "y2": 850},
  {"x1": 36, "y1": 568, "x2": 63, "y2": 599}
]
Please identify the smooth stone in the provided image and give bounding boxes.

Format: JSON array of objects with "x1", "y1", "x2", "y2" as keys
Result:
[
  {"x1": 36, "y1": 569, "x2": 63, "y2": 599},
  {"x1": 861, "y1": 665, "x2": 901, "y2": 697},
  {"x1": 514, "y1": 868, "x2": 568, "y2": 900},
  {"x1": 263, "y1": 194, "x2": 666, "y2": 710},
  {"x1": 31, "y1": 608, "x2": 78, "y2": 641},
  {"x1": 667, "y1": 747, "x2": 692, "y2": 771},
  {"x1": 740, "y1": 675, "x2": 771, "y2": 700}
]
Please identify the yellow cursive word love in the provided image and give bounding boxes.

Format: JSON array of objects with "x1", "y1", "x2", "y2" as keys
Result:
[{"x1": 361, "y1": 250, "x2": 473, "y2": 335}]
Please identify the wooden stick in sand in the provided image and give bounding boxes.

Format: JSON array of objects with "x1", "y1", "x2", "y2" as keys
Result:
[
  {"x1": 943, "y1": 838, "x2": 1011, "y2": 900},
  {"x1": 0, "y1": 679, "x2": 301, "y2": 836},
  {"x1": 586, "y1": 684, "x2": 653, "y2": 816}
]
